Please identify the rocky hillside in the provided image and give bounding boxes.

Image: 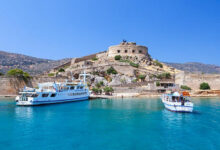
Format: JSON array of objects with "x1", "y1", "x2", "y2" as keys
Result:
[
  {"x1": 165, "y1": 62, "x2": 220, "y2": 74},
  {"x1": 1, "y1": 49, "x2": 220, "y2": 76},
  {"x1": 0, "y1": 50, "x2": 71, "y2": 75}
]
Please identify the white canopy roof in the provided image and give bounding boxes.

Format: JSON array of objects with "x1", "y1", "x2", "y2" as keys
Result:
[{"x1": 173, "y1": 92, "x2": 180, "y2": 97}]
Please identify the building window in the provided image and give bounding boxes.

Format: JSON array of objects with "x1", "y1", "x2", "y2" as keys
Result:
[
  {"x1": 139, "y1": 50, "x2": 142, "y2": 53},
  {"x1": 117, "y1": 50, "x2": 120, "y2": 53},
  {"x1": 125, "y1": 50, "x2": 128, "y2": 53},
  {"x1": 132, "y1": 50, "x2": 135, "y2": 53}
]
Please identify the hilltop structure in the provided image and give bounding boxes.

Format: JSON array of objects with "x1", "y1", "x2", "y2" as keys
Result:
[
  {"x1": 49, "y1": 41, "x2": 179, "y2": 95},
  {"x1": 54, "y1": 41, "x2": 155, "y2": 72},
  {"x1": 107, "y1": 41, "x2": 150, "y2": 60}
]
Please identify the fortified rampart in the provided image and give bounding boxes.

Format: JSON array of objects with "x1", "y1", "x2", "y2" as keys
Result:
[
  {"x1": 175, "y1": 72, "x2": 220, "y2": 90},
  {"x1": 107, "y1": 42, "x2": 148, "y2": 59}
]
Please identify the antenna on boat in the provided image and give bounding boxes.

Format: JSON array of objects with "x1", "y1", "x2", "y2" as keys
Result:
[{"x1": 70, "y1": 71, "x2": 74, "y2": 82}]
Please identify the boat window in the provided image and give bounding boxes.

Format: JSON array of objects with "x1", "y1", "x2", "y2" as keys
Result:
[
  {"x1": 51, "y1": 93, "x2": 56, "y2": 97},
  {"x1": 80, "y1": 86, "x2": 83, "y2": 89},
  {"x1": 42, "y1": 93, "x2": 49, "y2": 97},
  {"x1": 70, "y1": 86, "x2": 75, "y2": 90},
  {"x1": 32, "y1": 94, "x2": 39, "y2": 97}
]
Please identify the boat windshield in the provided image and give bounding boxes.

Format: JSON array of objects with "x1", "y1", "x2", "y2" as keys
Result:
[
  {"x1": 22, "y1": 93, "x2": 39, "y2": 97},
  {"x1": 171, "y1": 96, "x2": 189, "y2": 102}
]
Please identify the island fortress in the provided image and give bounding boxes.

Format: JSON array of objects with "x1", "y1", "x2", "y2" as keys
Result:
[{"x1": 107, "y1": 41, "x2": 148, "y2": 59}]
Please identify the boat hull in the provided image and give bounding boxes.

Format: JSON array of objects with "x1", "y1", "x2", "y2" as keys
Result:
[
  {"x1": 16, "y1": 96, "x2": 89, "y2": 106},
  {"x1": 163, "y1": 103, "x2": 193, "y2": 112}
]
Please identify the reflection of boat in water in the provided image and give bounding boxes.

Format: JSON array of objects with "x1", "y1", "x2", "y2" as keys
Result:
[
  {"x1": 15, "y1": 72, "x2": 90, "y2": 106},
  {"x1": 161, "y1": 91, "x2": 194, "y2": 112}
]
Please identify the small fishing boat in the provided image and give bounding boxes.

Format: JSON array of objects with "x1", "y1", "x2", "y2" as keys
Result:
[
  {"x1": 161, "y1": 91, "x2": 193, "y2": 112},
  {"x1": 15, "y1": 72, "x2": 90, "y2": 106}
]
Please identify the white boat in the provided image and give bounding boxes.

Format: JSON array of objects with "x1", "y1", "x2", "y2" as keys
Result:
[
  {"x1": 161, "y1": 91, "x2": 193, "y2": 112},
  {"x1": 15, "y1": 72, "x2": 90, "y2": 106}
]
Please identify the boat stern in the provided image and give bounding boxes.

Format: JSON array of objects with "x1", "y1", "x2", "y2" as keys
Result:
[{"x1": 15, "y1": 96, "x2": 35, "y2": 106}]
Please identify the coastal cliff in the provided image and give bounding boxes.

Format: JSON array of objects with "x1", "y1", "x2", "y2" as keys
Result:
[{"x1": 0, "y1": 76, "x2": 68, "y2": 96}]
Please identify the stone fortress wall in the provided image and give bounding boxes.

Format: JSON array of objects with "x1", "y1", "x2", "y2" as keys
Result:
[
  {"x1": 107, "y1": 42, "x2": 148, "y2": 59},
  {"x1": 175, "y1": 71, "x2": 220, "y2": 90}
]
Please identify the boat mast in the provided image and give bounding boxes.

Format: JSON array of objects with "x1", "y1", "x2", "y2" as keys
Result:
[{"x1": 80, "y1": 70, "x2": 90, "y2": 86}]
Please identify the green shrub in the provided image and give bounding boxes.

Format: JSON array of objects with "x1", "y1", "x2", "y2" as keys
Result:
[
  {"x1": 119, "y1": 59, "x2": 130, "y2": 63},
  {"x1": 156, "y1": 81, "x2": 160, "y2": 87},
  {"x1": 107, "y1": 67, "x2": 117, "y2": 75},
  {"x1": 7, "y1": 69, "x2": 24, "y2": 77},
  {"x1": 92, "y1": 71, "x2": 99, "y2": 75},
  {"x1": 200, "y1": 82, "x2": 210, "y2": 90},
  {"x1": 95, "y1": 83, "x2": 101, "y2": 88},
  {"x1": 132, "y1": 79, "x2": 137, "y2": 83},
  {"x1": 99, "y1": 81, "x2": 104, "y2": 86},
  {"x1": 92, "y1": 87, "x2": 99, "y2": 93},
  {"x1": 120, "y1": 78, "x2": 126, "y2": 84},
  {"x1": 156, "y1": 73, "x2": 171, "y2": 79},
  {"x1": 154, "y1": 60, "x2": 163, "y2": 68},
  {"x1": 130, "y1": 62, "x2": 139, "y2": 68},
  {"x1": 114, "y1": 55, "x2": 122, "y2": 60},
  {"x1": 48, "y1": 73, "x2": 55, "y2": 77},
  {"x1": 92, "y1": 87, "x2": 102, "y2": 94},
  {"x1": 181, "y1": 85, "x2": 192, "y2": 90},
  {"x1": 0, "y1": 72, "x2": 4, "y2": 76},
  {"x1": 138, "y1": 75, "x2": 146, "y2": 81},
  {"x1": 92, "y1": 57, "x2": 98, "y2": 61},
  {"x1": 103, "y1": 86, "x2": 114, "y2": 93},
  {"x1": 7, "y1": 69, "x2": 31, "y2": 80},
  {"x1": 58, "y1": 68, "x2": 65, "y2": 72}
]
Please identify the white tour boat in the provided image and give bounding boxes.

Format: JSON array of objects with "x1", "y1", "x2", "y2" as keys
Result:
[
  {"x1": 15, "y1": 73, "x2": 90, "y2": 106},
  {"x1": 161, "y1": 91, "x2": 194, "y2": 112}
]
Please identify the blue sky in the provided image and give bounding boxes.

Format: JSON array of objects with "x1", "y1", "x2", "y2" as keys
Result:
[{"x1": 0, "y1": 0, "x2": 219, "y2": 65}]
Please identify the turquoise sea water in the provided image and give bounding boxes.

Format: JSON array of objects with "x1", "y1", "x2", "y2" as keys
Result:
[{"x1": 0, "y1": 98, "x2": 220, "y2": 150}]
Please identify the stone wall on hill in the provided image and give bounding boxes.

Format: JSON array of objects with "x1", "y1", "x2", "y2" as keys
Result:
[{"x1": 175, "y1": 71, "x2": 220, "y2": 90}]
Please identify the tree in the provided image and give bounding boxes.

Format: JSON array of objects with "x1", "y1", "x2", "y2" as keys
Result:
[
  {"x1": 103, "y1": 86, "x2": 114, "y2": 95},
  {"x1": 7, "y1": 69, "x2": 30, "y2": 80},
  {"x1": 156, "y1": 81, "x2": 160, "y2": 87},
  {"x1": 107, "y1": 67, "x2": 117, "y2": 75},
  {"x1": 114, "y1": 55, "x2": 122, "y2": 60},
  {"x1": 181, "y1": 85, "x2": 192, "y2": 90},
  {"x1": 200, "y1": 82, "x2": 210, "y2": 90},
  {"x1": 92, "y1": 57, "x2": 98, "y2": 61},
  {"x1": 92, "y1": 87, "x2": 102, "y2": 95}
]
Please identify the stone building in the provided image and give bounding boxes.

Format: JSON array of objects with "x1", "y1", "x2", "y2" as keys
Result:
[
  {"x1": 107, "y1": 41, "x2": 149, "y2": 59},
  {"x1": 53, "y1": 41, "x2": 152, "y2": 73}
]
